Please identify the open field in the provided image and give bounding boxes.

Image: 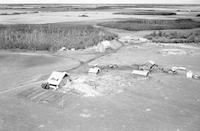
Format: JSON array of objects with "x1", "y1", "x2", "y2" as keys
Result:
[
  {"x1": 0, "y1": 4, "x2": 200, "y2": 131},
  {"x1": 0, "y1": 24, "x2": 117, "y2": 51},
  {"x1": 98, "y1": 18, "x2": 200, "y2": 31}
]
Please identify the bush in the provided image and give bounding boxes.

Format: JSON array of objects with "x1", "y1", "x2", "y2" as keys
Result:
[{"x1": 0, "y1": 24, "x2": 117, "y2": 51}]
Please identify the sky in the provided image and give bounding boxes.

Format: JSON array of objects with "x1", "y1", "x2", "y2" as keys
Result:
[{"x1": 0, "y1": 0, "x2": 200, "y2": 4}]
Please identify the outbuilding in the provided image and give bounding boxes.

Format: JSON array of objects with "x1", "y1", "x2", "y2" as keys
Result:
[{"x1": 42, "y1": 71, "x2": 69, "y2": 90}]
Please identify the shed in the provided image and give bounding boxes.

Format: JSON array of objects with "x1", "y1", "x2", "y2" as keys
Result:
[
  {"x1": 88, "y1": 67, "x2": 100, "y2": 74},
  {"x1": 47, "y1": 71, "x2": 69, "y2": 89}
]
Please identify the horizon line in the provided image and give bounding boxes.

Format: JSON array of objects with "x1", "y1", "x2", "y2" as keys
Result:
[{"x1": 0, "y1": 3, "x2": 200, "y2": 5}]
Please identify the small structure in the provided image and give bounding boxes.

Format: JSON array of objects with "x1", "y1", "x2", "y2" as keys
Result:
[
  {"x1": 88, "y1": 67, "x2": 100, "y2": 74},
  {"x1": 132, "y1": 70, "x2": 149, "y2": 77},
  {"x1": 96, "y1": 40, "x2": 111, "y2": 53},
  {"x1": 171, "y1": 66, "x2": 186, "y2": 72},
  {"x1": 44, "y1": 71, "x2": 69, "y2": 89},
  {"x1": 79, "y1": 14, "x2": 89, "y2": 17},
  {"x1": 59, "y1": 47, "x2": 66, "y2": 51},
  {"x1": 186, "y1": 71, "x2": 193, "y2": 78},
  {"x1": 101, "y1": 40, "x2": 111, "y2": 49},
  {"x1": 70, "y1": 48, "x2": 75, "y2": 51},
  {"x1": 193, "y1": 74, "x2": 200, "y2": 80}
]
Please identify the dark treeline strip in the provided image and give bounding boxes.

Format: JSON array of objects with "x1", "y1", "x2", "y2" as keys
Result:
[{"x1": 98, "y1": 19, "x2": 200, "y2": 31}]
